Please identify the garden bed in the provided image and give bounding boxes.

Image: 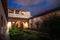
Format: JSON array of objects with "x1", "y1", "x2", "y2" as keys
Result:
[{"x1": 9, "y1": 27, "x2": 38, "y2": 40}]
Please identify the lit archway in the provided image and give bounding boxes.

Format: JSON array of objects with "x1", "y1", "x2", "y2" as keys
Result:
[{"x1": 23, "y1": 22, "x2": 28, "y2": 28}]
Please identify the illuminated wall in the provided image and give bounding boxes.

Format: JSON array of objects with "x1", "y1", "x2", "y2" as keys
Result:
[
  {"x1": 8, "y1": 9, "x2": 32, "y2": 18},
  {"x1": 29, "y1": 9, "x2": 60, "y2": 29},
  {"x1": 23, "y1": 22, "x2": 28, "y2": 28}
]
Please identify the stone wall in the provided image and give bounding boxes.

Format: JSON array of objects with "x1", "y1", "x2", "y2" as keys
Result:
[
  {"x1": 29, "y1": 9, "x2": 60, "y2": 29},
  {"x1": 0, "y1": 0, "x2": 8, "y2": 40}
]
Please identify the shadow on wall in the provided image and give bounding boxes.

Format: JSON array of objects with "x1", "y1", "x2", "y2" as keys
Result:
[{"x1": 38, "y1": 15, "x2": 60, "y2": 40}]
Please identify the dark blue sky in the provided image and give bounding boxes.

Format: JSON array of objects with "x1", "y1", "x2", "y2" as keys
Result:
[{"x1": 8, "y1": 0, "x2": 60, "y2": 16}]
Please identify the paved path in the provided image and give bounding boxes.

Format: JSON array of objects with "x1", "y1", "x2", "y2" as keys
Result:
[
  {"x1": 0, "y1": 33, "x2": 10, "y2": 40},
  {"x1": 5, "y1": 33, "x2": 10, "y2": 40}
]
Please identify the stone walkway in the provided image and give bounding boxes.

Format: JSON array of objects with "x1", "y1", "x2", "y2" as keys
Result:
[
  {"x1": 0, "y1": 33, "x2": 10, "y2": 40},
  {"x1": 5, "y1": 33, "x2": 10, "y2": 40}
]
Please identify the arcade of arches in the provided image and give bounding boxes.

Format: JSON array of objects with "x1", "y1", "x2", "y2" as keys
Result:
[{"x1": 8, "y1": 18, "x2": 29, "y2": 29}]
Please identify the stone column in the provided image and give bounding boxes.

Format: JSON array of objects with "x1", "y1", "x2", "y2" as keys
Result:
[{"x1": 14, "y1": 10, "x2": 16, "y2": 14}]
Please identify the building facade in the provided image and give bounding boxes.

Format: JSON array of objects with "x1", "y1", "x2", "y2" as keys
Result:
[
  {"x1": 0, "y1": 0, "x2": 8, "y2": 40},
  {"x1": 29, "y1": 8, "x2": 60, "y2": 30},
  {"x1": 8, "y1": 8, "x2": 60, "y2": 29},
  {"x1": 8, "y1": 8, "x2": 32, "y2": 28}
]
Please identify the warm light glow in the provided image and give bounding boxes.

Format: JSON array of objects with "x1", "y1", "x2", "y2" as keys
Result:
[
  {"x1": 16, "y1": 21, "x2": 20, "y2": 28},
  {"x1": 12, "y1": 22, "x2": 15, "y2": 24},
  {"x1": 6, "y1": 22, "x2": 12, "y2": 34},
  {"x1": 23, "y1": 22, "x2": 28, "y2": 28},
  {"x1": 7, "y1": 22, "x2": 12, "y2": 29}
]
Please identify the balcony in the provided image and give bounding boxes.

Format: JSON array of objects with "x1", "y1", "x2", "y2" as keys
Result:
[{"x1": 8, "y1": 13, "x2": 30, "y2": 18}]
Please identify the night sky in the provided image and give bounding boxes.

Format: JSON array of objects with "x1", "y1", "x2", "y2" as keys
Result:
[{"x1": 8, "y1": 0, "x2": 60, "y2": 16}]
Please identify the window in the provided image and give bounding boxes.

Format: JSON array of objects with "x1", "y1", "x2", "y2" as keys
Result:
[
  {"x1": 16, "y1": 10, "x2": 19, "y2": 14},
  {"x1": 9, "y1": 12, "x2": 14, "y2": 13},
  {"x1": 21, "y1": 13, "x2": 24, "y2": 16}
]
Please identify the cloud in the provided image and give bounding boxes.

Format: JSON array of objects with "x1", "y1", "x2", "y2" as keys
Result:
[
  {"x1": 14, "y1": 0, "x2": 43, "y2": 6},
  {"x1": 32, "y1": 0, "x2": 43, "y2": 4},
  {"x1": 31, "y1": 7, "x2": 46, "y2": 13},
  {"x1": 12, "y1": 0, "x2": 59, "y2": 16}
]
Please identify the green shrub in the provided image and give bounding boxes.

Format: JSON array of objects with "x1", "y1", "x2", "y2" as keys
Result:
[
  {"x1": 9, "y1": 27, "x2": 38, "y2": 40},
  {"x1": 23, "y1": 30, "x2": 38, "y2": 40}
]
